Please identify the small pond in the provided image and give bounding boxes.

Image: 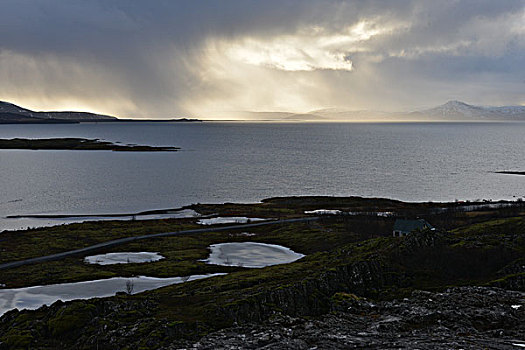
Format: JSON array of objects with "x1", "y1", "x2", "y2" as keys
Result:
[
  {"x1": 203, "y1": 242, "x2": 304, "y2": 268},
  {"x1": 0, "y1": 273, "x2": 225, "y2": 316},
  {"x1": 84, "y1": 252, "x2": 165, "y2": 265},
  {"x1": 196, "y1": 217, "x2": 268, "y2": 225}
]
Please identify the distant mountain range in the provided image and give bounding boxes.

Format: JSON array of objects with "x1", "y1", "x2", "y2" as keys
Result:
[
  {"x1": 0, "y1": 101, "x2": 117, "y2": 124},
  {"x1": 2, "y1": 99, "x2": 525, "y2": 123},
  {"x1": 410, "y1": 100, "x2": 525, "y2": 120},
  {"x1": 225, "y1": 100, "x2": 525, "y2": 121}
]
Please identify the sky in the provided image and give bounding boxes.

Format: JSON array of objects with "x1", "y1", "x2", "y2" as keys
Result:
[{"x1": 0, "y1": 0, "x2": 524, "y2": 119}]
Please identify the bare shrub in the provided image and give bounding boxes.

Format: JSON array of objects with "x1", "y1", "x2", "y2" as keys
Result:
[{"x1": 126, "y1": 280, "x2": 134, "y2": 295}]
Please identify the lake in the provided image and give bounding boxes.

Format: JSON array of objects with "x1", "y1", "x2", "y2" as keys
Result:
[{"x1": 1, "y1": 122, "x2": 524, "y2": 231}]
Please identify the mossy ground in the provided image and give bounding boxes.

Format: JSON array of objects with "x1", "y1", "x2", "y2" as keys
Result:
[{"x1": 0, "y1": 218, "x2": 374, "y2": 288}]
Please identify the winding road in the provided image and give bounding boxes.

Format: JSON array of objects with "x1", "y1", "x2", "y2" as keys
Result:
[{"x1": 0, "y1": 216, "x2": 320, "y2": 270}]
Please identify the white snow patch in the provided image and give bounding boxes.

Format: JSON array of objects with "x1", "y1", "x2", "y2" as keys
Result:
[
  {"x1": 0, "y1": 273, "x2": 225, "y2": 316},
  {"x1": 196, "y1": 217, "x2": 268, "y2": 225},
  {"x1": 239, "y1": 232, "x2": 256, "y2": 237},
  {"x1": 203, "y1": 242, "x2": 304, "y2": 268},
  {"x1": 304, "y1": 209, "x2": 342, "y2": 215},
  {"x1": 84, "y1": 252, "x2": 164, "y2": 265}
]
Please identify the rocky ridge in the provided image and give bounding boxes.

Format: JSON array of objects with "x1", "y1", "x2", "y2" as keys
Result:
[{"x1": 190, "y1": 287, "x2": 525, "y2": 349}]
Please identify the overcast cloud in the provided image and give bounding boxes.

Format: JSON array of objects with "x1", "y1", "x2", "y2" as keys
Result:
[{"x1": 0, "y1": 0, "x2": 523, "y2": 118}]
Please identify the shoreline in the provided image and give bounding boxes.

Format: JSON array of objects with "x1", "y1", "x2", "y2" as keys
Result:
[
  {"x1": 4, "y1": 195, "x2": 524, "y2": 221},
  {"x1": 2, "y1": 195, "x2": 525, "y2": 234}
]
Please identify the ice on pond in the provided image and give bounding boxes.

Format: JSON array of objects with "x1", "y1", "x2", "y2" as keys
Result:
[
  {"x1": 0, "y1": 273, "x2": 225, "y2": 317},
  {"x1": 203, "y1": 242, "x2": 305, "y2": 268},
  {"x1": 84, "y1": 252, "x2": 165, "y2": 265},
  {"x1": 304, "y1": 209, "x2": 342, "y2": 215},
  {"x1": 197, "y1": 217, "x2": 268, "y2": 225}
]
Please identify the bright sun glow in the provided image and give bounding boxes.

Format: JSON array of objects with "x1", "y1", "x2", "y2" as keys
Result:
[
  {"x1": 217, "y1": 21, "x2": 391, "y2": 72},
  {"x1": 182, "y1": 20, "x2": 402, "y2": 117}
]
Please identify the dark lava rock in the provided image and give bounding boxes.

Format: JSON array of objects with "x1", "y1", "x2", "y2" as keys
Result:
[{"x1": 182, "y1": 287, "x2": 525, "y2": 350}]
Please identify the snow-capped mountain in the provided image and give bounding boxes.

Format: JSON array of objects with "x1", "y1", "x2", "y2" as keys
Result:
[
  {"x1": 416, "y1": 100, "x2": 525, "y2": 120},
  {"x1": 308, "y1": 101, "x2": 525, "y2": 121}
]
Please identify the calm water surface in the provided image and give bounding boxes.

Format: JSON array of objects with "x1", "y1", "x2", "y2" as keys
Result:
[{"x1": 1, "y1": 122, "x2": 524, "y2": 231}]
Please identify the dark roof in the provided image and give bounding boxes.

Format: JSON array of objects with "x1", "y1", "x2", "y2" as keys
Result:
[{"x1": 393, "y1": 219, "x2": 433, "y2": 233}]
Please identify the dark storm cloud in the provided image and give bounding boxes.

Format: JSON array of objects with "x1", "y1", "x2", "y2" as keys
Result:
[{"x1": 0, "y1": 0, "x2": 523, "y2": 118}]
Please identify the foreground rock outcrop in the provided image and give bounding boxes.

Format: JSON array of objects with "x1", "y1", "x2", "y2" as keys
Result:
[{"x1": 190, "y1": 287, "x2": 525, "y2": 349}]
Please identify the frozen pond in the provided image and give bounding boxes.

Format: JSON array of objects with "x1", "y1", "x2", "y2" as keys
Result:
[
  {"x1": 197, "y1": 217, "x2": 268, "y2": 225},
  {"x1": 84, "y1": 252, "x2": 164, "y2": 265},
  {"x1": 3, "y1": 209, "x2": 200, "y2": 232},
  {"x1": 0, "y1": 273, "x2": 225, "y2": 316},
  {"x1": 304, "y1": 209, "x2": 342, "y2": 215},
  {"x1": 203, "y1": 242, "x2": 304, "y2": 268}
]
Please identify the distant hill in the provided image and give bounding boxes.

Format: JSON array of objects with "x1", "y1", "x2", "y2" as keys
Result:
[
  {"x1": 280, "y1": 113, "x2": 326, "y2": 121},
  {"x1": 308, "y1": 108, "x2": 396, "y2": 121},
  {"x1": 41, "y1": 111, "x2": 117, "y2": 121},
  {"x1": 288, "y1": 101, "x2": 525, "y2": 121},
  {"x1": 209, "y1": 102, "x2": 525, "y2": 121},
  {"x1": 232, "y1": 111, "x2": 298, "y2": 120},
  {"x1": 208, "y1": 111, "x2": 326, "y2": 121},
  {"x1": 309, "y1": 101, "x2": 525, "y2": 121},
  {"x1": 0, "y1": 101, "x2": 117, "y2": 123},
  {"x1": 0, "y1": 112, "x2": 77, "y2": 124},
  {"x1": 412, "y1": 100, "x2": 525, "y2": 120},
  {"x1": 3, "y1": 99, "x2": 525, "y2": 123}
]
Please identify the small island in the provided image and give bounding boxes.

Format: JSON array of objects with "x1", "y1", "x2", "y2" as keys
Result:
[
  {"x1": 0, "y1": 138, "x2": 179, "y2": 152},
  {"x1": 496, "y1": 171, "x2": 525, "y2": 176}
]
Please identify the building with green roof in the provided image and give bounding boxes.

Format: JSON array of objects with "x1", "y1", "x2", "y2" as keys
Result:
[{"x1": 393, "y1": 219, "x2": 434, "y2": 237}]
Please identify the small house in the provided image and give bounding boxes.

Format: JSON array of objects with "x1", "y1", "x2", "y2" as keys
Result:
[{"x1": 393, "y1": 219, "x2": 434, "y2": 237}]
